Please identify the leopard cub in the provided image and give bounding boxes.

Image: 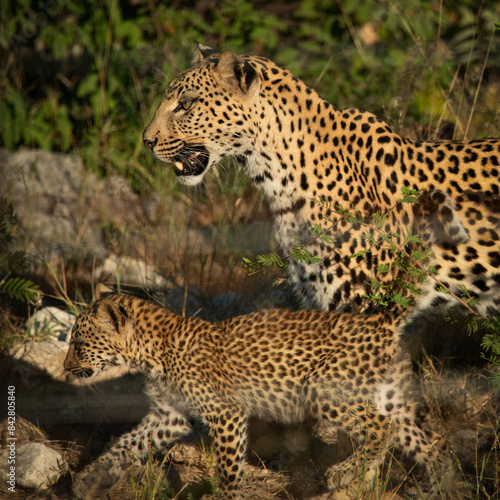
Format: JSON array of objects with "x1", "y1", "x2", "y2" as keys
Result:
[{"x1": 64, "y1": 285, "x2": 452, "y2": 498}]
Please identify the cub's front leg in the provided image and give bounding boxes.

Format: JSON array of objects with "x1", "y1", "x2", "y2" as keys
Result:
[
  {"x1": 73, "y1": 403, "x2": 192, "y2": 499},
  {"x1": 203, "y1": 404, "x2": 248, "y2": 499}
]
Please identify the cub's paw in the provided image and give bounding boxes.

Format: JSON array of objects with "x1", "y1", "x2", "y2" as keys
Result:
[
  {"x1": 325, "y1": 461, "x2": 359, "y2": 491},
  {"x1": 73, "y1": 460, "x2": 135, "y2": 499}
]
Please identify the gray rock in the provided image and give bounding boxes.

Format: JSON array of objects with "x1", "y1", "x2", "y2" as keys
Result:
[
  {"x1": 94, "y1": 254, "x2": 169, "y2": 289},
  {"x1": 0, "y1": 148, "x2": 144, "y2": 261},
  {"x1": 0, "y1": 443, "x2": 67, "y2": 490},
  {"x1": 25, "y1": 306, "x2": 76, "y2": 342},
  {"x1": 0, "y1": 147, "x2": 105, "y2": 258},
  {"x1": 10, "y1": 339, "x2": 71, "y2": 381}
]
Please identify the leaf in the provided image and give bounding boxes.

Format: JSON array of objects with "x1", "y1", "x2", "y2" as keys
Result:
[
  {"x1": 377, "y1": 263, "x2": 390, "y2": 273},
  {"x1": 311, "y1": 223, "x2": 335, "y2": 244},
  {"x1": 52, "y1": 31, "x2": 70, "y2": 60},
  {"x1": 0, "y1": 102, "x2": 13, "y2": 149},
  {"x1": 373, "y1": 212, "x2": 388, "y2": 229},
  {"x1": 249, "y1": 252, "x2": 287, "y2": 269},
  {"x1": 290, "y1": 245, "x2": 321, "y2": 264},
  {"x1": 405, "y1": 227, "x2": 421, "y2": 245},
  {"x1": 7, "y1": 250, "x2": 29, "y2": 273},
  {"x1": 311, "y1": 196, "x2": 332, "y2": 210},
  {"x1": 77, "y1": 74, "x2": 100, "y2": 98},
  {"x1": 350, "y1": 249, "x2": 370, "y2": 259},
  {"x1": 399, "y1": 187, "x2": 425, "y2": 204},
  {"x1": 0, "y1": 277, "x2": 41, "y2": 303}
]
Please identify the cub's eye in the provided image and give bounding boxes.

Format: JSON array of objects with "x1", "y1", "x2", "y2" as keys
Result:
[{"x1": 174, "y1": 99, "x2": 194, "y2": 112}]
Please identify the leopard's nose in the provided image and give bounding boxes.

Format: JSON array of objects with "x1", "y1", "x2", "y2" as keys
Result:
[{"x1": 143, "y1": 137, "x2": 158, "y2": 150}]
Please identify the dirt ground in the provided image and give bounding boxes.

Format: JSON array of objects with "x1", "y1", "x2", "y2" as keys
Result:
[{"x1": 1, "y1": 348, "x2": 499, "y2": 499}]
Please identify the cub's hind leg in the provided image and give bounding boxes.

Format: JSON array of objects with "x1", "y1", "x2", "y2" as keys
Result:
[
  {"x1": 392, "y1": 413, "x2": 454, "y2": 498},
  {"x1": 375, "y1": 362, "x2": 454, "y2": 498},
  {"x1": 320, "y1": 405, "x2": 396, "y2": 493},
  {"x1": 307, "y1": 382, "x2": 394, "y2": 493}
]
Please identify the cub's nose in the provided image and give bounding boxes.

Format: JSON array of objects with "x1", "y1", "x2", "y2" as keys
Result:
[{"x1": 143, "y1": 137, "x2": 158, "y2": 150}]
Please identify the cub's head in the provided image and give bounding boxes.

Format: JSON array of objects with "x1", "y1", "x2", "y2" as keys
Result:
[
  {"x1": 142, "y1": 42, "x2": 262, "y2": 186},
  {"x1": 64, "y1": 285, "x2": 133, "y2": 380}
]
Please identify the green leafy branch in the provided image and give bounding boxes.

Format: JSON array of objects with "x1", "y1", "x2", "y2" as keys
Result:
[
  {"x1": 242, "y1": 252, "x2": 287, "y2": 273},
  {"x1": 0, "y1": 198, "x2": 41, "y2": 304},
  {"x1": 313, "y1": 187, "x2": 478, "y2": 312},
  {"x1": 363, "y1": 231, "x2": 476, "y2": 313},
  {"x1": 466, "y1": 312, "x2": 500, "y2": 387},
  {"x1": 243, "y1": 187, "x2": 477, "y2": 313},
  {"x1": 243, "y1": 239, "x2": 320, "y2": 275},
  {"x1": 0, "y1": 275, "x2": 40, "y2": 303}
]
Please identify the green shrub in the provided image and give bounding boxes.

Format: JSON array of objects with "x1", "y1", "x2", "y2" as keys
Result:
[
  {"x1": 1, "y1": 1, "x2": 498, "y2": 192},
  {"x1": 0, "y1": 198, "x2": 40, "y2": 313}
]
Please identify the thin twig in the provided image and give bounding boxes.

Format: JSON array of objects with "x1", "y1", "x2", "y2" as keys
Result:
[
  {"x1": 337, "y1": 211, "x2": 477, "y2": 315},
  {"x1": 245, "y1": 194, "x2": 479, "y2": 314}
]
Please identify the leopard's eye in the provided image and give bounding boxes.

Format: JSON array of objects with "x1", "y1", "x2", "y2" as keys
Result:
[{"x1": 174, "y1": 99, "x2": 193, "y2": 113}]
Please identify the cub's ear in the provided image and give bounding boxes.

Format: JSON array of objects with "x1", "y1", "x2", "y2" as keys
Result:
[
  {"x1": 95, "y1": 283, "x2": 114, "y2": 300},
  {"x1": 95, "y1": 300, "x2": 129, "y2": 334},
  {"x1": 194, "y1": 41, "x2": 220, "y2": 62},
  {"x1": 215, "y1": 51, "x2": 259, "y2": 95}
]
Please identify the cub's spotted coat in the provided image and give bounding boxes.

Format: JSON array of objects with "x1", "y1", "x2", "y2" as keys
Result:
[
  {"x1": 143, "y1": 43, "x2": 500, "y2": 315},
  {"x1": 64, "y1": 286, "x2": 452, "y2": 498}
]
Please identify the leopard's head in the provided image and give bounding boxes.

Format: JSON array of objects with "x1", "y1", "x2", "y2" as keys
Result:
[
  {"x1": 142, "y1": 42, "x2": 262, "y2": 186},
  {"x1": 64, "y1": 287, "x2": 134, "y2": 380}
]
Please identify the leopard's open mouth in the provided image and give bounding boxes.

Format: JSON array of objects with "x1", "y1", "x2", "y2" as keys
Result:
[
  {"x1": 171, "y1": 146, "x2": 210, "y2": 178},
  {"x1": 67, "y1": 366, "x2": 95, "y2": 379}
]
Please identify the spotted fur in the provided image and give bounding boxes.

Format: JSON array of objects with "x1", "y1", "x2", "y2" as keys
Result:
[
  {"x1": 64, "y1": 286, "x2": 452, "y2": 498},
  {"x1": 143, "y1": 43, "x2": 500, "y2": 315}
]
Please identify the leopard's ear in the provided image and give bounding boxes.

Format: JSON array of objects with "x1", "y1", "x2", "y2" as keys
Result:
[
  {"x1": 95, "y1": 300, "x2": 129, "y2": 334},
  {"x1": 215, "y1": 50, "x2": 259, "y2": 96},
  {"x1": 95, "y1": 283, "x2": 114, "y2": 300},
  {"x1": 194, "y1": 42, "x2": 220, "y2": 62}
]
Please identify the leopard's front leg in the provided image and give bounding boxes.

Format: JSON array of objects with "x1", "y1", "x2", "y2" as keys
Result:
[
  {"x1": 204, "y1": 405, "x2": 248, "y2": 499},
  {"x1": 73, "y1": 404, "x2": 192, "y2": 499}
]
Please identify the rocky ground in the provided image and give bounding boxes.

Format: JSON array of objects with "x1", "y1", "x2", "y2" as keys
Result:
[{"x1": 1, "y1": 148, "x2": 499, "y2": 499}]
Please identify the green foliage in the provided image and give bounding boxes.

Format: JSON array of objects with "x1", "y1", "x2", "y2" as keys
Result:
[
  {"x1": 129, "y1": 441, "x2": 175, "y2": 500},
  {"x1": 281, "y1": 0, "x2": 499, "y2": 137},
  {"x1": 290, "y1": 240, "x2": 322, "y2": 265},
  {"x1": 0, "y1": 198, "x2": 40, "y2": 304},
  {"x1": 243, "y1": 252, "x2": 286, "y2": 273},
  {"x1": 0, "y1": 0, "x2": 291, "y2": 192},
  {"x1": 399, "y1": 187, "x2": 425, "y2": 204},
  {"x1": 311, "y1": 222, "x2": 335, "y2": 245},
  {"x1": 244, "y1": 188, "x2": 435, "y2": 308},
  {"x1": 0, "y1": 276, "x2": 39, "y2": 303},
  {"x1": 1, "y1": 0, "x2": 499, "y2": 194},
  {"x1": 466, "y1": 314, "x2": 500, "y2": 387}
]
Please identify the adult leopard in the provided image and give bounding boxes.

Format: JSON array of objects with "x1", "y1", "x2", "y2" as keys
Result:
[{"x1": 143, "y1": 43, "x2": 500, "y2": 315}]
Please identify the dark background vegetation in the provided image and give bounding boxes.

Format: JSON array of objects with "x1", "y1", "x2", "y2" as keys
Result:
[{"x1": 1, "y1": 0, "x2": 499, "y2": 192}]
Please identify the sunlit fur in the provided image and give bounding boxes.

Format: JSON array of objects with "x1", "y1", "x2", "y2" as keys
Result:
[
  {"x1": 65, "y1": 286, "x2": 453, "y2": 499},
  {"x1": 143, "y1": 44, "x2": 500, "y2": 316}
]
